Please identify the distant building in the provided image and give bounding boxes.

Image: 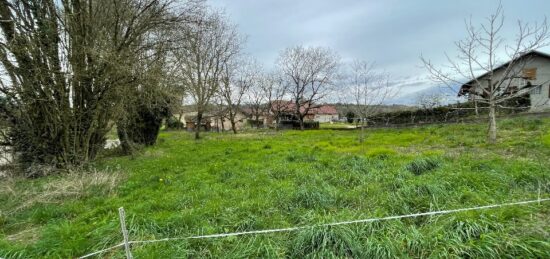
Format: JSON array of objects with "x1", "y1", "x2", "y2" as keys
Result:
[
  {"x1": 269, "y1": 100, "x2": 339, "y2": 123},
  {"x1": 181, "y1": 109, "x2": 249, "y2": 132},
  {"x1": 183, "y1": 113, "x2": 212, "y2": 131},
  {"x1": 310, "y1": 105, "x2": 339, "y2": 122},
  {"x1": 458, "y1": 50, "x2": 550, "y2": 111}
]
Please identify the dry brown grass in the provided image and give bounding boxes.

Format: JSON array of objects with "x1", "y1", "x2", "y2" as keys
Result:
[
  {"x1": 0, "y1": 169, "x2": 123, "y2": 216},
  {"x1": 5, "y1": 226, "x2": 41, "y2": 243}
]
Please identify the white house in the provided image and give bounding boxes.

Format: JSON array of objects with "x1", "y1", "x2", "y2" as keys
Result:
[
  {"x1": 459, "y1": 50, "x2": 550, "y2": 112},
  {"x1": 310, "y1": 105, "x2": 339, "y2": 123}
]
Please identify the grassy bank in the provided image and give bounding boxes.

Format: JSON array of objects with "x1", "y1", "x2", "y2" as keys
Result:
[{"x1": 1, "y1": 117, "x2": 550, "y2": 258}]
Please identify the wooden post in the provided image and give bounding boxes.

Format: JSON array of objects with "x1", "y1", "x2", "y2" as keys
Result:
[{"x1": 118, "y1": 207, "x2": 133, "y2": 259}]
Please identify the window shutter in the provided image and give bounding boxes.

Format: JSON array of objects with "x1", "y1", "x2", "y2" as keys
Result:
[{"x1": 522, "y1": 68, "x2": 537, "y2": 80}]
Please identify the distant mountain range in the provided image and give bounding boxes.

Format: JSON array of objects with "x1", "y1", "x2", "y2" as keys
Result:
[{"x1": 386, "y1": 83, "x2": 465, "y2": 105}]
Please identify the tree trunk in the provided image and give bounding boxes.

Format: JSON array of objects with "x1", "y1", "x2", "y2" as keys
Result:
[
  {"x1": 487, "y1": 102, "x2": 497, "y2": 144},
  {"x1": 359, "y1": 118, "x2": 366, "y2": 143},
  {"x1": 195, "y1": 112, "x2": 202, "y2": 140},
  {"x1": 230, "y1": 113, "x2": 237, "y2": 134},
  {"x1": 474, "y1": 99, "x2": 479, "y2": 117},
  {"x1": 299, "y1": 117, "x2": 305, "y2": 130},
  {"x1": 178, "y1": 112, "x2": 184, "y2": 125},
  {"x1": 255, "y1": 114, "x2": 261, "y2": 128},
  {"x1": 117, "y1": 123, "x2": 134, "y2": 155}
]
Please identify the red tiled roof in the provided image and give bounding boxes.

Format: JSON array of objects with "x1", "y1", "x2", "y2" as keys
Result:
[
  {"x1": 310, "y1": 105, "x2": 338, "y2": 115},
  {"x1": 270, "y1": 101, "x2": 337, "y2": 115}
]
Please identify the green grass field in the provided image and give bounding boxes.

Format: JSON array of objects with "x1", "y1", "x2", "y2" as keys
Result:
[{"x1": 1, "y1": 117, "x2": 550, "y2": 258}]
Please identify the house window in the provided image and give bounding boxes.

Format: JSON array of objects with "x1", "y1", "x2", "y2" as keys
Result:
[
  {"x1": 532, "y1": 85, "x2": 542, "y2": 94},
  {"x1": 522, "y1": 68, "x2": 537, "y2": 80}
]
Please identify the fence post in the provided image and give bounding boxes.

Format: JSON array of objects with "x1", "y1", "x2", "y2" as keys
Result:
[{"x1": 118, "y1": 207, "x2": 133, "y2": 259}]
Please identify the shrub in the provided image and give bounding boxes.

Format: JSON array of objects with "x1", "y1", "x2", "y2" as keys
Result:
[
  {"x1": 405, "y1": 157, "x2": 441, "y2": 175},
  {"x1": 366, "y1": 97, "x2": 529, "y2": 126},
  {"x1": 278, "y1": 120, "x2": 319, "y2": 129},
  {"x1": 165, "y1": 116, "x2": 184, "y2": 129},
  {"x1": 345, "y1": 111, "x2": 356, "y2": 123}
]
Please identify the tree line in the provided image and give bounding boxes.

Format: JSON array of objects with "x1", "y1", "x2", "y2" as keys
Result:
[
  {"x1": 0, "y1": 0, "x2": 202, "y2": 173},
  {"x1": 0, "y1": 0, "x2": 391, "y2": 174},
  {"x1": 2, "y1": 1, "x2": 544, "y2": 174}
]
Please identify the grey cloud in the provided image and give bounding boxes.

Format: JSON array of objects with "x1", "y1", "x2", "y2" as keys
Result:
[{"x1": 210, "y1": 0, "x2": 550, "y2": 103}]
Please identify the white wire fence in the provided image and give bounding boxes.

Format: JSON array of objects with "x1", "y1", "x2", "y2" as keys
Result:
[{"x1": 78, "y1": 197, "x2": 550, "y2": 258}]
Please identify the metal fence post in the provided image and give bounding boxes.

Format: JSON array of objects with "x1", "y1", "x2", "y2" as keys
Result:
[{"x1": 119, "y1": 207, "x2": 133, "y2": 259}]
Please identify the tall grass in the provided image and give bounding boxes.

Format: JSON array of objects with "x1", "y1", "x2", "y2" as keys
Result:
[
  {"x1": 405, "y1": 157, "x2": 441, "y2": 175},
  {"x1": 1, "y1": 117, "x2": 549, "y2": 258},
  {"x1": 290, "y1": 226, "x2": 362, "y2": 258}
]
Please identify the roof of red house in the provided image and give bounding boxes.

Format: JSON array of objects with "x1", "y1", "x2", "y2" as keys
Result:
[
  {"x1": 310, "y1": 105, "x2": 338, "y2": 115},
  {"x1": 270, "y1": 101, "x2": 338, "y2": 115}
]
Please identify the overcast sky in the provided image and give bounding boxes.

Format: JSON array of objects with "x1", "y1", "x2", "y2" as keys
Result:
[{"x1": 209, "y1": 0, "x2": 550, "y2": 104}]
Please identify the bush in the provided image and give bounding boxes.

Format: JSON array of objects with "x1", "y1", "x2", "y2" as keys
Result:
[
  {"x1": 165, "y1": 116, "x2": 184, "y2": 130},
  {"x1": 367, "y1": 95, "x2": 530, "y2": 126},
  {"x1": 405, "y1": 157, "x2": 441, "y2": 175},
  {"x1": 345, "y1": 111, "x2": 356, "y2": 123},
  {"x1": 278, "y1": 120, "x2": 319, "y2": 129}
]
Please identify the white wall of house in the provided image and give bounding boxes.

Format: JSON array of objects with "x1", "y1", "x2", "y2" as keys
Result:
[
  {"x1": 469, "y1": 54, "x2": 550, "y2": 111},
  {"x1": 314, "y1": 114, "x2": 338, "y2": 123},
  {"x1": 530, "y1": 83, "x2": 550, "y2": 111}
]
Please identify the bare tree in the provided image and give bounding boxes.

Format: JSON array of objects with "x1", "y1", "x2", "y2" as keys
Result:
[
  {"x1": 220, "y1": 58, "x2": 257, "y2": 133},
  {"x1": 211, "y1": 95, "x2": 226, "y2": 132},
  {"x1": 173, "y1": 8, "x2": 242, "y2": 139},
  {"x1": 416, "y1": 93, "x2": 444, "y2": 110},
  {"x1": 277, "y1": 46, "x2": 340, "y2": 130},
  {"x1": 421, "y1": 3, "x2": 549, "y2": 143},
  {"x1": 246, "y1": 79, "x2": 266, "y2": 129},
  {"x1": 260, "y1": 72, "x2": 288, "y2": 130},
  {"x1": 346, "y1": 60, "x2": 395, "y2": 142}
]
